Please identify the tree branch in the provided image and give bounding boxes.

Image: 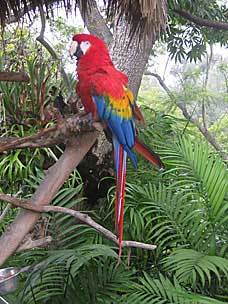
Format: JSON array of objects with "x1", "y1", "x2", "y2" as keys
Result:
[
  {"x1": 0, "y1": 130, "x2": 98, "y2": 266},
  {"x1": 0, "y1": 194, "x2": 156, "y2": 252},
  {"x1": 78, "y1": 0, "x2": 112, "y2": 44},
  {"x1": 36, "y1": 5, "x2": 71, "y2": 92},
  {"x1": 0, "y1": 114, "x2": 96, "y2": 152},
  {"x1": 146, "y1": 71, "x2": 228, "y2": 160},
  {"x1": 0, "y1": 72, "x2": 30, "y2": 82},
  {"x1": 174, "y1": 9, "x2": 228, "y2": 30},
  {"x1": 144, "y1": 71, "x2": 175, "y2": 100},
  {"x1": 16, "y1": 236, "x2": 53, "y2": 252}
]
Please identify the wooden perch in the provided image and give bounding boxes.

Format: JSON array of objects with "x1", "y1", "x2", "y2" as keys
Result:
[
  {"x1": 0, "y1": 72, "x2": 30, "y2": 82},
  {"x1": 0, "y1": 114, "x2": 96, "y2": 153},
  {"x1": 0, "y1": 194, "x2": 157, "y2": 252}
]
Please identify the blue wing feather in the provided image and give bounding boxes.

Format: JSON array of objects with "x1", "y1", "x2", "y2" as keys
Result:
[
  {"x1": 92, "y1": 94, "x2": 137, "y2": 169},
  {"x1": 93, "y1": 95, "x2": 105, "y2": 117}
]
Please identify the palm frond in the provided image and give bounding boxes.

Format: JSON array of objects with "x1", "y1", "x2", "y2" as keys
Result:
[
  {"x1": 121, "y1": 273, "x2": 227, "y2": 304},
  {"x1": 164, "y1": 249, "x2": 228, "y2": 288},
  {"x1": 125, "y1": 183, "x2": 205, "y2": 256},
  {"x1": 19, "y1": 246, "x2": 118, "y2": 303}
]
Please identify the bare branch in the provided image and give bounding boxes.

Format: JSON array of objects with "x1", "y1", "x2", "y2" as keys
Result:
[
  {"x1": 36, "y1": 5, "x2": 71, "y2": 92},
  {"x1": 0, "y1": 72, "x2": 30, "y2": 82},
  {"x1": 16, "y1": 236, "x2": 53, "y2": 252},
  {"x1": 174, "y1": 9, "x2": 228, "y2": 31},
  {"x1": 0, "y1": 194, "x2": 156, "y2": 252},
  {"x1": 144, "y1": 71, "x2": 175, "y2": 100},
  {"x1": 146, "y1": 71, "x2": 228, "y2": 161}
]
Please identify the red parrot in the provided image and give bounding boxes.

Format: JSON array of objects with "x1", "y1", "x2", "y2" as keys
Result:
[{"x1": 70, "y1": 34, "x2": 164, "y2": 262}]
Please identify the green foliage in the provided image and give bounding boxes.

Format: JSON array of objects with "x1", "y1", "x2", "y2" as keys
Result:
[
  {"x1": 49, "y1": 16, "x2": 83, "y2": 60},
  {"x1": 164, "y1": 249, "x2": 228, "y2": 287},
  {"x1": 0, "y1": 56, "x2": 60, "y2": 124},
  {"x1": 122, "y1": 273, "x2": 227, "y2": 304},
  {"x1": 167, "y1": 24, "x2": 207, "y2": 63},
  {"x1": 210, "y1": 114, "x2": 228, "y2": 151},
  {"x1": 1, "y1": 3, "x2": 228, "y2": 303},
  {"x1": 166, "y1": 0, "x2": 228, "y2": 62},
  {"x1": 19, "y1": 248, "x2": 119, "y2": 304}
]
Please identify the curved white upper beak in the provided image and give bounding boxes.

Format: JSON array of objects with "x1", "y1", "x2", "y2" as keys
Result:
[{"x1": 69, "y1": 41, "x2": 78, "y2": 57}]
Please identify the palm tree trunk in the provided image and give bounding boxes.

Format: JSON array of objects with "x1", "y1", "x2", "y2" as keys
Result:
[{"x1": 109, "y1": 17, "x2": 155, "y2": 98}]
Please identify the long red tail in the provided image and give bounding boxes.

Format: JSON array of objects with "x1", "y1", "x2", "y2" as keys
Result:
[
  {"x1": 134, "y1": 137, "x2": 164, "y2": 169},
  {"x1": 113, "y1": 138, "x2": 127, "y2": 264}
]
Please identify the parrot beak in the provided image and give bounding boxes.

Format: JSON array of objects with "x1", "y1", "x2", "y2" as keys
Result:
[
  {"x1": 69, "y1": 41, "x2": 84, "y2": 60},
  {"x1": 69, "y1": 41, "x2": 78, "y2": 58}
]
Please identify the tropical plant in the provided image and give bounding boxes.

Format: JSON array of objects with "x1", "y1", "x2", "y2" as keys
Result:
[{"x1": 2, "y1": 132, "x2": 227, "y2": 303}]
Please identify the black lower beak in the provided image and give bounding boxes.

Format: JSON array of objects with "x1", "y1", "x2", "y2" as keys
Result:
[{"x1": 74, "y1": 45, "x2": 83, "y2": 60}]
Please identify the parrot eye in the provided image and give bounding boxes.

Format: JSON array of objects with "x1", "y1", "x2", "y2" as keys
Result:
[{"x1": 80, "y1": 41, "x2": 91, "y2": 54}]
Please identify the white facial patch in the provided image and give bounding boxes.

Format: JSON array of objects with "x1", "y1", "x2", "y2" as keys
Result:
[
  {"x1": 69, "y1": 41, "x2": 78, "y2": 57},
  {"x1": 80, "y1": 41, "x2": 91, "y2": 54}
]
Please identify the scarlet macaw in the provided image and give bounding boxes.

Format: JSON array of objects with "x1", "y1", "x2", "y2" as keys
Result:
[{"x1": 70, "y1": 34, "x2": 164, "y2": 262}]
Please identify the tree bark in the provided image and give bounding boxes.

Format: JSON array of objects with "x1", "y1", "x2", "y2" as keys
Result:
[
  {"x1": 174, "y1": 9, "x2": 228, "y2": 30},
  {"x1": 78, "y1": 0, "x2": 112, "y2": 44},
  {"x1": 109, "y1": 18, "x2": 155, "y2": 98}
]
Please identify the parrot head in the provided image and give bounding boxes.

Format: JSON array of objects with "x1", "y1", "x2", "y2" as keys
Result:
[{"x1": 69, "y1": 34, "x2": 108, "y2": 61}]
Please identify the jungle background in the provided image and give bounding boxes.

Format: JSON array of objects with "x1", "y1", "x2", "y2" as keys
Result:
[{"x1": 0, "y1": 0, "x2": 228, "y2": 303}]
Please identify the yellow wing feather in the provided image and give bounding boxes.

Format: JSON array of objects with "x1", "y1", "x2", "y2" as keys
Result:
[{"x1": 108, "y1": 87, "x2": 134, "y2": 119}]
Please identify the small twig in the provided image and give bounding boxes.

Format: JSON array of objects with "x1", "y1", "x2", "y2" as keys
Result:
[
  {"x1": 16, "y1": 236, "x2": 52, "y2": 252},
  {"x1": 144, "y1": 71, "x2": 175, "y2": 100},
  {"x1": 0, "y1": 203, "x2": 11, "y2": 222},
  {"x1": 0, "y1": 125, "x2": 57, "y2": 152},
  {"x1": 0, "y1": 194, "x2": 156, "y2": 252}
]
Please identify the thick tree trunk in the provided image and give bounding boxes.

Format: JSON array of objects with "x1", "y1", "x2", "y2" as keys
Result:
[{"x1": 109, "y1": 18, "x2": 155, "y2": 98}]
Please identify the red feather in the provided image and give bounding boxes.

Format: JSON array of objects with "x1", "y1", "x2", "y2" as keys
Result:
[
  {"x1": 134, "y1": 137, "x2": 164, "y2": 169},
  {"x1": 115, "y1": 144, "x2": 127, "y2": 264}
]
